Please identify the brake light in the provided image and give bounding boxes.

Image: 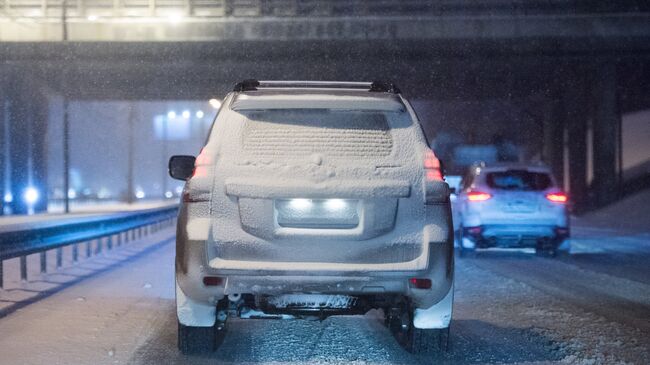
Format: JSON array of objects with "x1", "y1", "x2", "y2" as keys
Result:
[
  {"x1": 467, "y1": 191, "x2": 492, "y2": 201},
  {"x1": 409, "y1": 278, "x2": 432, "y2": 290},
  {"x1": 424, "y1": 148, "x2": 443, "y2": 182},
  {"x1": 546, "y1": 192, "x2": 568, "y2": 203},
  {"x1": 192, "y1": 148, "x2": 211, "y2": 178}
]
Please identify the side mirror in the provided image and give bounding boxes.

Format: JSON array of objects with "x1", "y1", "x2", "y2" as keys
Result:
[
  {"x1": 169, "y1": 155, "x2": 196, "y2": 181},
  {"x1": 449, "y1": 187, "x2": 456, "y2": 194}
]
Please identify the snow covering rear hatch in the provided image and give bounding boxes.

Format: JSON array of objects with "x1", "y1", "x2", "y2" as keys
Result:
[{"x1": 207, "y1": 97, "x2": 429, "y2": 270}]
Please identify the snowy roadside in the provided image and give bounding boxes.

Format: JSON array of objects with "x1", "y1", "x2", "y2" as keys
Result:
[{"x1": 456, "y1": 258, "x2": 650, "y2": 365}]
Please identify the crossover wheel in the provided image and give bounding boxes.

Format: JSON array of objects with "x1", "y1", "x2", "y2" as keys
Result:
[
  {"x1": 535, "y1": 239, "x2": 558, "y2": 258},
  {"x1": 457, "y1": 226, "x2": 475, "y2": 258}
]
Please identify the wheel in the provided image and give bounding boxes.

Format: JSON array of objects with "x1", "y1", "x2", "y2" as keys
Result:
[
  {"x1": 535, "y1": 239, "x2": 558, "y2": 258},
  {"x1": 535, "y1": 246, "x2": 557, "y2": 257},
  {"x1": 456, "y1": 226, "x2": 475, "y2": 258},
  {"x1": 177, "y1": 321, "x2": 225, "y2": 355},
  {"x1": 407, "y1": 327, "x2": 449, "y2": 354},
  {"x1": 386, "y1": 305, "x2": 450, "y2": 354}
]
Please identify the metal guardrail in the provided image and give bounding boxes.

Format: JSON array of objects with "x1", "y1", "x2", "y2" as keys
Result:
[
  {"x1": 0, "y1": 205, "x2": 178, "y2": 289},
  {"x1": 1, "y1": 0, "x2": 649, "y2": 19}
]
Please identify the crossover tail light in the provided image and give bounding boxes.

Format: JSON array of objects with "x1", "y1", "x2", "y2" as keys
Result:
[
  {"x1": 546, "y1": 192, "x2": 568, "y2": 203},
  {"x1": 467, "y1": 191, "x2": 492, "y2": 202}
]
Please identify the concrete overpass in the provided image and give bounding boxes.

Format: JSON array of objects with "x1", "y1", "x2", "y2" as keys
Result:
[{"x1": 1, "y1": 1, "x2": 650, "y2": 214}]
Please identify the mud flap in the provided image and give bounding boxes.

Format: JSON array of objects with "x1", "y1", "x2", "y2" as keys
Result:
[
  {"x1": 413, "y1": 284, "x2": 453, "y2": 329},
  {"x1": 176, "y1": 280, "x2": 216, "y2": 327}
]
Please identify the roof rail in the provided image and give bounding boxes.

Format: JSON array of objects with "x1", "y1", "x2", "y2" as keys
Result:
[{"x1": 232, "y1": 80, "x2": 400, "y2": 93}]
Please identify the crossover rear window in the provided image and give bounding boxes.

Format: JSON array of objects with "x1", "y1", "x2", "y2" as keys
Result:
[{"x1": 486, "y1": 170, "x2": 552, "y2": 191}]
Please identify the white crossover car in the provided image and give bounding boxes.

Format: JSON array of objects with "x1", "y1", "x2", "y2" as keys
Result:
[
  {"x1": 453, "y1": 163, "x2": 569, "y2": 257},
  {"x1": 168, "y1": 80, "x2": 455, "y2": 355}
]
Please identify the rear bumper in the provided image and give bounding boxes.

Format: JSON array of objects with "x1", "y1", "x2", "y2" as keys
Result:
[
  {"x1": 176, "y1": 237, "x2": 453, "y2": 311},
  {"x1": 176, "y1": 199, "x2": 454, "y2": 319},
  {"x1": 463, "y1": 224, "x2": 569, "y2": 248}
]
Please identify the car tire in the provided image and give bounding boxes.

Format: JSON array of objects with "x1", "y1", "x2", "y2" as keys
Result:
[
  {"x1": 457, "y1": 226, "x2": 475, "y2": 258},
  {"x1": 535, "y1": 247, "x2": 557, "y2": 258},
  {"x1": 535, "y1": 239, "x2": 558, "y2": 258},
  {"x1": 177, "y1": 321, "x2": 225, "y2": 355},
  {"x1": 386, "y1": 305, "x2": 449, "y2": 354}
]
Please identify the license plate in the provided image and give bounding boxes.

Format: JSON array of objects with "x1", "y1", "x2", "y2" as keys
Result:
[
  {"x1": 502, "y1": 200, "x2": 536, "y2": 213},
  {"x1": 275, "y1": 199, "x2": 359, "y2": 229}
]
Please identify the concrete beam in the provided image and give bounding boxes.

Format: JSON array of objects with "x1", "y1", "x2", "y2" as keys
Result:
[{"x1": 1, "y1": 14, "x2": 650, "y2": 46}]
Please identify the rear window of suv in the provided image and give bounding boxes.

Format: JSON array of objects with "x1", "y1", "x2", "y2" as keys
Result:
[
  {"x1": 486, "y1": 170, "x2": 552, "y2": 191},
  {"x1": 240, "y1": 109, "x2": 394, "y2": 158}
]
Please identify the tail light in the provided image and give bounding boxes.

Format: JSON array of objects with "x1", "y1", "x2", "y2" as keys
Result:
[
  {"x1": 424, "y1": 148, "x2": 443, "y2": 182},
  {"x1": 423, "y1": 148, "x2": 446, "y2": 205},
  {"x1": 546, "y1": 192, "x2": 568, "y2": 203},
  {"x1": 467, "y1": 191, "x2": 492, "y2": 202},
  {"x1": 191, "y1": 148, "x2": 212, "y2": 178}
]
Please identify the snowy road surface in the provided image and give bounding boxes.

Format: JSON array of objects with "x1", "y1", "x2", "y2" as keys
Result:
[{"x1": 0, "y1": 223, "x2": 648, "y2": 364}]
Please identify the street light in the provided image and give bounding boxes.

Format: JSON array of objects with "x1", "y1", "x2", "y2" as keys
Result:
[{"x1": 23, "y1": 187, "x2": 39, "y2": 215}]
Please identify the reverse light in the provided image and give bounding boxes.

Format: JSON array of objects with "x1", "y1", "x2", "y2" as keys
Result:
[
  {"x1": 325, "y1": 199, "x2": 347, "y2": 211},
  {"x1": 467, "y1": 191, "x2": 492, "y2": 202},
  {"x1": 289, "y1": 198, "x2": 313, "y2": 210},
  {"x1": 409, "y1": 278, "x2": 432, "y2": 290},
  {"x1": 546, "y1": 192, "x2": 568, "y2": 203}
]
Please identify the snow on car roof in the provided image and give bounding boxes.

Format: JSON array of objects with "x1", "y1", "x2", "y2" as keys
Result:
[
  {"x1": 480, "y1": 163, "x2": 552, "y2": 173},
  {"x1": 231, "y1": 90, "x2": 405, "y2": 111}
]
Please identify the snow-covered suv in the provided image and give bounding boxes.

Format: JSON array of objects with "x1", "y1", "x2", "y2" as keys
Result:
[{"x1": 168, "y1": 80, "x2": 454, "y2": 355}]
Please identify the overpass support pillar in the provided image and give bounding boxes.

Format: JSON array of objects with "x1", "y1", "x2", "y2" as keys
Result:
[
  {"x1": 591, "y1": 62, "x2": 621, "y2": 208},
  {"x1": 0, "y1": 81, "x2": 5, "y2": 216},
  {"x1": 543, "y1": 98, "x2": 565, "y2": 187},
  {"x1": 564, "y1": 73, "x2": 589, "y2": 213},
  {"x1": 548, "y1": 67, "x2": 590, "y2": 212},
  {"x1": 4, "y1": 77, "x2": 49, "y2": 215}
]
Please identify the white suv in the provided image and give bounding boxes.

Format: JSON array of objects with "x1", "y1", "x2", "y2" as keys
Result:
[
  {"x1": 168, "y1": 80, "x2": 455, "y2": 355},
  {"x1": 453, "y1": 163, "x2": 569, "y2": 257}
]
